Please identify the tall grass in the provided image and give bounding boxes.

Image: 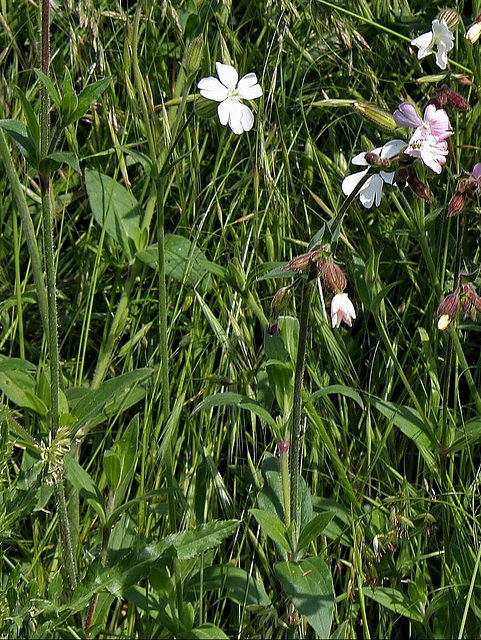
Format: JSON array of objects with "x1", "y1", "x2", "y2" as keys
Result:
[{"x1": 1, "y1": 0, "x2": 481, "y2": 637}]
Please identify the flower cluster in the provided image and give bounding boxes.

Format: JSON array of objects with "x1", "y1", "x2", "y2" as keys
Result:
[
  {"x1": 447, "y1": 163, "x2": 481, "y2": 217},
  {"x1": 393, "y1": 102, "x2": 453, "y2": 174}
]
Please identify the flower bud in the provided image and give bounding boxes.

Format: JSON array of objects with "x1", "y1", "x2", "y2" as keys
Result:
[
  {"x1": 286, "y1": 249, "x2": 321, "y2": 273},
  {"x1": 408, "y1": 174, "x2": 432, "y2": 203},
  {"x1": 354, "y1": 102, "x2": 397, "y2": 131},
  {"x1": 447, "y1": 192, "x2": 466, "y2": 217},
  {"x1": 319, "y1": 260, "x2": 347, "y2": 292},
  {"x1": 184, "y1": 36, "x2": 204, "y2": 75},
  {"x1": 270, "y1": 286, "x2": 291, "y2": 322},
  {"x1": 437, "y1": 8, "x2": 460, "y2": 31},
  {"x1": 465, "y1": 11, "x2": 481, "y2": 44},
  {"x1": 436, "y1": 85, "x2": 470, "y2": 111},
  {"x1": 437, "y1": 291, "x2": 460, "y2": 329}
]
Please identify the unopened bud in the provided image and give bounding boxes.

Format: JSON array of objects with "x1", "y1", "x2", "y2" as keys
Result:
[
  {"x1": 319, "y1": 260, "x2": 347, "y2": 292},
  {"x1": 286, "y1": 249, "x2": 321, "y2": 273},
  {"x1": 354, "y1": 102, "x2": 397, "y2": 131},
  {"x1": 279, "y1": 439, "x2": 289, "y2": 454},
  {"x1": 394, "y1": 165, "x2": 410, "y2": 190},
  {"x1": 437, "y1": 8, "x2": 460, "y2": 31},
  {"x1": 447, "y1": 192, "x2": 466, "y2": 217},
  {"x1": 184, "y1": 36, "x2": 204, "y2": 74},
  {"x1": 408, "y1": 174, "x2": 432, "y2": 203},
  {"x1": 437, "y1": 291, "x2": 460, "y2": 329},
  {"x1": 195, "y1": 95, "x2": 218, "y2": 119},
  {"x1": 270, "y1": 286, "x2": 291, "y2": 322},
  {"x1": 436, "y1": 85, "x2": 470, "y2": 111}
]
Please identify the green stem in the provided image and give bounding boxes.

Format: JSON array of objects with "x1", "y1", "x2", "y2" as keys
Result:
[
  {"x1": 280, "y1": 440, "x2": 291, "y2": 530},
  {"x1": 448, "y1": 324, "x2": 481, "y2": 415},
  {"x1": 0, "y1": 129, "x2": 48, "y2": 334},
  {"x1": 289, "y1": 278, "x2": 313, "y2": 534},
  {"x1": 40, "y1": 0, "x2": 76, "y2": 593}
]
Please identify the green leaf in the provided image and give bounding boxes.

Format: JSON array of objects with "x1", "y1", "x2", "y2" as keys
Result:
[
  {"x1": 137, "y1": 235, "x2": 227, "y2": 291},
  {"x1": 297, "y1": 512, "x2": 335, "y2": 551},
  {"x1": 274, "y1": 557, "x2": 334, "y2": 638},
  {"x1": 103, "y1": 450, "x2": 121, "y2": 494},
  {"x1": 85, "y1": 169, "x2": 142, "y2": 259},
  {"x1": 156, "y1": 519, "x2": 240, "y2": 559},
  {"x1": 66, "y1": 77, "x2": 112, "y2": 126},
  {"x1": 185, "y1": 564, "x2": 271, "y2": 607},
  {"x1": 66, "y1": 368, "x2": 154, "y2": 435},
  {"x1": 64, "y1": 454, "x2": 106, "y2": 523},
  {"x1": 39, "y1": 151, "x2": 81, "y2": 174},
  {"x1": 15, "y1": 87, "x2": 40, "y2": 146},
  {"x1": 60, "y1": 68, "x2": 79, "y2": 125},
  {"x1": 0, "y1": 369, "x2": 47, "y2": 416},
  {"x1": 362, "y1": 585, "x2": 424, "y2": 623},
  {"x1": 448, "y1": 417, "x2": 481, "y2": 453},
  {"x1": 192, "y1": 391, "x2": 278, "y2": 431},
  {"x1": 179, "y1": 623, "x2": 229, "y2": 639},
  {"x1": 34, "y1": 69, "x2": 61, "y2": 111},
  {"x1": 0, "y1": 119, "x2": 38, "y2": 168},
  {"x1": 307, "y1": 384, "x2": 364, "y2": 409},
  {"x1": 250, "y1": 508, "x2": 291, "y2": 552},
  {"x1": 369, "y1": 397, "x2": 437, "y2": 471}
]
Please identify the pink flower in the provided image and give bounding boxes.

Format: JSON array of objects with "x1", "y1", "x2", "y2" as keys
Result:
[
  {"x1": 472, "y1": 163, "x2": 481, "y2": 179},
  {"x1": 393, "y1": 102, "x2": 453, "y2": 174},
  {"x1": 331, "y1": 293, "x2": 356, "y2": 329}
]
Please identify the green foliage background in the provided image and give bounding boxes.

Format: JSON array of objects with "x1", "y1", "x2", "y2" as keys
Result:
[{"x1": 2, "y1": 0, "x2": 481, "y2": 637}]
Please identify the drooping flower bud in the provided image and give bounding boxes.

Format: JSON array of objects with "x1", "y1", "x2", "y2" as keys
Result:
[
  {"x1": 447, "y1": 192, "x2": 466, "y2": 217},
  {"x1": 437, "y1": 291, "x2": 460, "y2": 329},
  {"x1": 408, "y1": 173, "x2": 433, "y2": 203},
  {"x1": 434, "y1": 85, "x2": 471, "y2": 111},
  {"x1": 319, "y1": 260, "x2": 347, "y2": 292},
  {"x1": 184, "y1": 36, "x2": 204, "y2": 75},
  {"x1": 285, "y1": 249, "x2": 322, "y2": 274}
]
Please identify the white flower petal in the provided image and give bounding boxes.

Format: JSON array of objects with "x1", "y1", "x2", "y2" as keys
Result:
[
  {"x1": 411, "y1": 31, "x2": 434, "y2": 57},
  {"x1": 358, "y1": 175, "x2": 383, "y2": 208},
  {"x1": 217, "y1": 99, "x2": 232, "y2": 126},
  {"x1": 237, "y1": 73, "x2": 262, "y2": 97},
  {"x1": 341, "y1": 169, "x2": 369, "y2": 196},
  {"x1": 380, "y1": 170, "x2": 395, "y2": 185},
  {"x1": 237, "y1": 102, "x2": 255, "y2": 132},
  {"x1": 351, "y1": 151, "x2": 369, "y2": 167},
  {"x1": 215, "y1": 62, "x2": 238, "y2": 89},
  {"x1": 381, "y1": 139, "x2": 407, "y2": 159},
  {"x1": 435, "y1": 44, "x2": 448, "y2": 70},
  {"x1": 198, "y1": 76, "x2": 230, "y2": 102}
]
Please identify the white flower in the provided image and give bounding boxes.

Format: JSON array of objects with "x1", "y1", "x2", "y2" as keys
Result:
[
  {"x1": 341, "y1": 139, "x2": 406, "y2": 208},
  {"x1": 331, "y1": 293, "x2": 356, "y2": 329},
  {"x1": 411, "y1": 19, "x2": 454, "y2": 70},
  {"x1": 198, "y1": 62, "x2": 262, "y2": 134}
]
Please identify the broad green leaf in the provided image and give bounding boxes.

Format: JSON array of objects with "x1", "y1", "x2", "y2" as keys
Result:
[
  {"x1": 180, "y1": 623, "x2": 229, "y2": 639},
  {"x1": 103, "y1": 450, "x2": 121, "y2": 494},
  {"x1": 250, "y1": 508, "x2": 291, "y2": 552},
  {"x1": 0, "y1": 369, "x2": 47, "y2": 416},
  {"x1": 0, "y1": 356, "x2": 36, "y2": 372},
  {"x1": 448, "y1": 417, "x2": 481, "y2": 453},
  {"x1": 60, "y1": 68, "x2": 79, "y2": 124},
  {"x1": 185, "y1": 564, "x2": 271, "y2": 607},
  {"x1": 362, "y1": 586, "x2": 424, "y2": 623},
  {"x1": 137, "y1": 235, "x2": 227, "y2": 290},
  {"x1": 64, "y1": 454, "x2": 106, "y2": 523},
  {"x1": 15, "y1": 87, "x2": 40, "y2": 145},
  {"x1": 0, "y1": 119, "x2": 38, "y2": 168},
  {"x1": 192, "y1": 391, "x2": 278, "y2": 431},
  {"x1": 66, "y1": 368, "x2": 154, "y2": 434},
  {"x1": 67, "y1": 541, "x2": 162, "y2": 613},
  {"x1": 370, "y1": 397, "x2": 437, "y2": 471},
  {"x1": 34, "y1": 69, "x2": 61, "y2": 110},
  {"x1": 156, "y1": 519, "x2": 240, "y2": 559},
  {"x1": 275, "y1": 556, "x2": 334, "y2": 638},
  {"x1": 307, "y1": 384, "x2": 364, "y2": 409},
  {"x1": 39, "y1": 151, "x2": 80, "y2": 174},
  {"x1": 66, "y1": 77, "x2": 112, "y2": 126},
  {"x1": 85, "y1": 169, "x2": 142, "y2": 259},
  {"x1": 297, "y1": 512, "x2": 335, "y2": 551}
]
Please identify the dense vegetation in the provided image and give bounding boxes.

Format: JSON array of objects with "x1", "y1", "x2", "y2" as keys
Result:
[{"x1": 1, "y1": 0, "x2": 481, "y2": 637}]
